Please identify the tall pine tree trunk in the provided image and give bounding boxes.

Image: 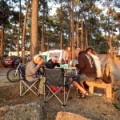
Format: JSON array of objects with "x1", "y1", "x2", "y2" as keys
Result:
[
  {"x1": 76, "y1": 21, "x2": 79, "y2": 48},
  {"x1": 81, "y1": 21, "x2": 84, "y2": 50},
  {"x1": 108, "y1": 8, "x2": 114, "y2": 58},
  {"x1": 22, "y1": 0, "x2": 30, "y2": 63},
  {"x1": 31, "y1": 0, "x2": 39, "y2": 57},
  {"x1": 69, "y1": 0, "x2": 74, "y2": 59},
  {"x1": 41, "y1": 14, "x2": 45, "y2": 52},
  {"x1": 0, "y1": 27, "x2": 4, "y2": 59},
  {"x1": 85, "y1": 29, "x2": 88, "y2": 49},
  {"x1": 60, "y1": 0, "x2": 63, "y2": 49},
  {"x1": 60, "y1": 31, "x2": 63, "y2": 49},
  {"x1": 41, "y1": 1, "x2": 46, "y2": 52},
  {"x1": 17, "y1": 0, "x2": 21, "y2": 57}
]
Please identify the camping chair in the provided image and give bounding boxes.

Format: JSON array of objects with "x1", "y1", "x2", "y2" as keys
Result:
[
  {"x1": 44, "y1": 67, "x2": 71, "y2": 106},
  {"x1": 19, "y1": 66, "x2": 39, "y2": 96}
]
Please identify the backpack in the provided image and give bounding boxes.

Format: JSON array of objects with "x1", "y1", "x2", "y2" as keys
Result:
[{"x1": 102, "y1": 63, "x2": 112, "y2": 84}]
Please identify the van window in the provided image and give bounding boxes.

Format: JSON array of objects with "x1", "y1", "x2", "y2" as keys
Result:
[
  {"x1": 47, "y1": 50, "x2": 64, "y2": 63},
  {"x1": 48, "y1": 52, "x2": 61, "y2": 58}
]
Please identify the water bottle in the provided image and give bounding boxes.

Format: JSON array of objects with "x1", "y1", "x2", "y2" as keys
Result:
[{"x1": 68, "y1": 60, "x2": 72, "y2": 67}]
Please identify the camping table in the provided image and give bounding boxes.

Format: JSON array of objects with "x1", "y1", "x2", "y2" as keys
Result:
[
  {"x1": 64, "y1": 67, "x2": 77, "y2": 75},
  {"x1": 56, "y1": 64, "x2": 77, "y2": 74}
]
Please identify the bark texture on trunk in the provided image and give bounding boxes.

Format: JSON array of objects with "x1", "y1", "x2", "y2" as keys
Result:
[
  {"x1": 22, "y1": 0, "x2": 30, "y2": 63},
  {"x1": 69, "y1": 0, "x2": 74, "y2": 59},
  {"x1": 31, "y1": 0, "x2": 39, "y2": 57},
  {"x1": 0, "y1": 27, "x2": 4, "y2": 59}
]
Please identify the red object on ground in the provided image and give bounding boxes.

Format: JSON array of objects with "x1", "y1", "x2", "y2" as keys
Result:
[
  {"x1": 51, "y1": 86, "x2": 64, "y2": 92},
  {"x1": 51, "y1": 86, "x2": 58, "y2": 92}
]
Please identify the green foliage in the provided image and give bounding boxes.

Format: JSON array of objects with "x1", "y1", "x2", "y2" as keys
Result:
[
  {"x1": 0, "y1": 1, "x2": 10, "y2": 26},
  {"x1": 99, "y1": 41, "x2": 109, "y2": 54},
  {"x1": 10, "y1": 11, "x2": 24, "y2": 24}
]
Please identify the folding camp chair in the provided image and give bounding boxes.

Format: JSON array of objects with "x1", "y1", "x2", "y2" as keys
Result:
[
  {"x1": 19, "y1": 66, "x2": 39, "y2": 96},
  {"x1": 44, "y1": 67, "x2": 71, "y2": 106}
]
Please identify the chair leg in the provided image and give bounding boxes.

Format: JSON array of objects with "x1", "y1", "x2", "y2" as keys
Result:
[
  {"x1": 20, "y1": 80, "x2": 38, "y2": 96},
  {"x1": 20, "y1": 81, "x2": 25, "y2": 96},
  {"x1": 44, "y1": 84, "x2": 47, "y2": 102},
  {"x1": 89, "y1": 86, "x2": 94, "y2": 94},
  {"x1": 20, "y1": 81, "x2": 22, "y2": 96},
  {"x1": 63, "y1": 86, "x2": 71, "y2": 106},
  {"x1": 44, "y1": 85, "x2": 67, "y2": 105}
]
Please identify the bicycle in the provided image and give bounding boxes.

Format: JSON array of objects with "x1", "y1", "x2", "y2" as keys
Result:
[{"x1": 6, "y1": 59, "x2": 25, "y2": 82}]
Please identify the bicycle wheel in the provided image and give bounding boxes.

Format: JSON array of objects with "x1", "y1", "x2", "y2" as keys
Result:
[{"x1": 7, "y1": 68, "x2": 20, "y2": 82}]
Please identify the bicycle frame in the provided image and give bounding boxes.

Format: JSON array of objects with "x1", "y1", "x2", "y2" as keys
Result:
[
  {"x1": 14, "y1": 63, "x2": 21, "y2": 76},
  {"x1": 10, "y1": 60, "x2": 25, "y2": 79}
]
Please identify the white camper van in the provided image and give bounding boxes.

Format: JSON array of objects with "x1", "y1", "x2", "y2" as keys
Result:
[
  {"x1": 116, "y1": 47, "x2": 120, "y2": 56},
  {"x1": 40, "y1": 49, "x2": 64, "y2": 63}
]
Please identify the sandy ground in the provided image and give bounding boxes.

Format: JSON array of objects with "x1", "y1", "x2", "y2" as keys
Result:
[
  {"x1": 0, "y1": 54, "x2": 120, "y2": 120},
  {"x1": 0, "y1": 67, "x2": 16, "y2": 87}
]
